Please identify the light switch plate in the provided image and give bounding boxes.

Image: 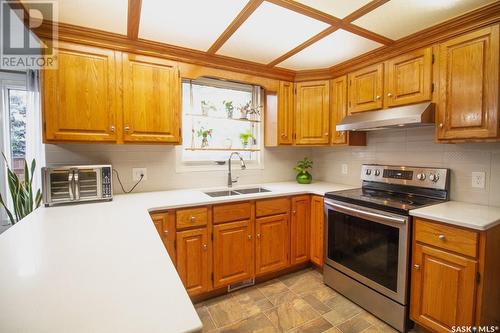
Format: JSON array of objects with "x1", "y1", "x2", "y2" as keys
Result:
[
  {"x1": 341, "y1": 164, "x2": 348, "y2": 175},
  {"x1": 132, "y1": 168, "x2": 147, "y2": 181},
  {"x1": 471, "y1": 172, "x2": 485, "y2": 189}
]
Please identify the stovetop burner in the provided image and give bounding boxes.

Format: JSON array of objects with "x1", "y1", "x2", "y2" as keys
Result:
[{"x1": 324, "y1": 164, "x2": 450, "y2": 215}]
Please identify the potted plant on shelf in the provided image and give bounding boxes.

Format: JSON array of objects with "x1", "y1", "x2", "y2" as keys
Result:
[
  {"x1": 238, "y1": 101, "x2": 262, "y2": 121},
  {"x1": 196, "y1": 127, "x2": 213, "y2": 149},
  {"x1": 294, "y1": 157, "x2": 313, "y2": 184},
  {"x1": 201, "y1": 100, "x2": 216, "y2": 116},
  {"x1": 239, "y1": 130, "x2": 255, "y2": 149},
  {"x1": 222, "y1": 100, "x2": 234, "y2": 119},
  {"x1": 0, "y1": 154, "x2": 42, "y2": 226}
]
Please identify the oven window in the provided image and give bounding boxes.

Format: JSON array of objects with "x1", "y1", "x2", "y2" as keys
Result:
[{"x1": 327, "y1": 210, "x2": 399, "y2": 292}]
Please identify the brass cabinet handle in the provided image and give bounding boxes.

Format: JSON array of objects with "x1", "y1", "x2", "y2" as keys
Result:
[
  {"x1": 292, "y1": 210, "x2": 296, "y2": 214},
  {"x1": 438, "y1": 234, "x2": 446, "y2": 241},
  {"x1": 387, "y1": 93, "x2": 392, "y2": 97},
  {"x1": 257, "y1": 233, "x2": 261, "y2": 239},
  {"x1": 190, "y1": 216, "x2": 196, "y2": 222},
  {"x1": 124, "y1": 126, "x2": 130, "y2": 132},
  {"x1": 247, "y1": 234, "x2": 252, "y2": 240},
  {"x1": 324, "y1": 132, "x2": 329, "y2": 136},
  {"x1": 202, "y1": 244, "x2": 207, "y2": 251},
  {"x1": 280, "y1": 133, "x2": 286, "y2": 137},
  {"x1": 110, "y1": 126, "x2": 115, "y2": 132},
  {"x1": 376, "y1": 95, "x2": 381, "y2": 100},
  {"x1": 439, "y1": 123, "x2": 444, "y2": 128},
  {"x1": 414, "y1": 264, "x2": 420, "y2": 270}
]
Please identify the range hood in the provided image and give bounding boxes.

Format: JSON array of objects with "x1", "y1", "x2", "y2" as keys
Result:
[{"x1": 336, "y1": 102, "x2": 435, "y2": 131}]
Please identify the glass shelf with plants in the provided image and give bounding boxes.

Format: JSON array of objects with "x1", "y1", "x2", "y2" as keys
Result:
[{"x1": 182, "y1": 79, "x2": 262, "y2": 163}]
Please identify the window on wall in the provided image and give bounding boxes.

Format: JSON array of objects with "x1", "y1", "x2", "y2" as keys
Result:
[{"x1": 177, "y1": 78, "x2": 263, "y2": 170}]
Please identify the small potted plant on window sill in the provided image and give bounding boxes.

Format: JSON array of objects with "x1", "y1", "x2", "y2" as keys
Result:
[
  {"x1": 201, "y1": 100, "x2": 216, "y2": 116},
  {"x1": 196, "y1": 127, "x2": 213, "y2": 149},
  {"x1": 239, "y1": 130, "x2": 255, "y2": 149},
  {"x1": 222, "y1": 100, "x2": 234, "y2": 119},
  {"x1": 294, "y1": 157, "x2": 313, "y2": 184}
]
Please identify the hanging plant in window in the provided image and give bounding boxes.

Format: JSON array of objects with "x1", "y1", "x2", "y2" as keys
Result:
[{"x1": 196, "y1": 127, "x2": 213, "y2": 149}]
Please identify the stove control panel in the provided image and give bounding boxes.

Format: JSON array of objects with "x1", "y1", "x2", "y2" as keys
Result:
[{"x1": 361, "y1": 165, "x2": 449, "y2": 190}]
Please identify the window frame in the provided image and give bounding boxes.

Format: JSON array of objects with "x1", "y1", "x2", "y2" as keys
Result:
[{"x1": 176, "y1": 77, "x2": 265, "y2": 173}]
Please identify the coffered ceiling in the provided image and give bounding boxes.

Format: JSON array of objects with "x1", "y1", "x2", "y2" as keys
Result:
[{"x1": 20, "y1": 0, "x2": 499, "y2": 73}]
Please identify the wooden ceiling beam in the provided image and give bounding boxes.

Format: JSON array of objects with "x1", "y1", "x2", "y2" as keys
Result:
[
  {"x1": 127, "y1": 0, "x2": 142, "y2": 40},
  {"x1": 265, "y1": 0, "x2": 342, "y2": 25},
  {"x1": 343, "y1": 0, "x2": 390, "y2": 23},
  {"x1": 267, "y1": 25, "x2": 339, "y2": 67},
  {"x1": 207, "y1": 0, "x2": 264, "y2": 54},
  {"x1": 341, "y1": 24, "x2": 393, "y2": 45}
]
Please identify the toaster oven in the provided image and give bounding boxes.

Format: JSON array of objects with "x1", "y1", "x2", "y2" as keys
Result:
[{"x1": 42, "y1": 165, "x2": 113, "y2": 206}]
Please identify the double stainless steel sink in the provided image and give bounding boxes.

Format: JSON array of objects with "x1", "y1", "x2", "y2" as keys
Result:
[{"x1": 204, "y1": 187, "x2": 271, "y2": 197}]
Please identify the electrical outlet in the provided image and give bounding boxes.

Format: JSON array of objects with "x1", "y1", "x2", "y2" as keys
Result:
[
  {"x1": 341, "y1": 164, "x2": 348, "y2": 175},
  {"x1": 132, "y1": 168, "x2": 147, "y2": 181},
  {"x1": 471, "y1": 172, "x2": 485, "y2": 189}
]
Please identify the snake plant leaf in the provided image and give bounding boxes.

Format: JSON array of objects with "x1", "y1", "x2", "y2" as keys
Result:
[
  {"x1": 35, "y1": 189, "x2": 42, "y2": 208},
  {"x1": 0, "y1": 193, "x2": 15, "y2": 225}
]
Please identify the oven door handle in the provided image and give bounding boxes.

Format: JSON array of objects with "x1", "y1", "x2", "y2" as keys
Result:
[{"x1": 325, "y1": 200, "x2": 407, "y2": 225}]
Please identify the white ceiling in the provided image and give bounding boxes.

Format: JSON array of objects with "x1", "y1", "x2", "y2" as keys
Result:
[
  {"x1": 216, "y1": 2, "x2": 328, "y2": 64},
  {"x1": 294, "y1": 0, "x2": 373, "y2": 19},
  {"x1": 354, "y1": 0, "x2": 498, "y2": 40},
  {"x1": 21, "y1": 0, "x2": 498, "y2": 71},
  {"x1": 139, "y1": 0, "x2": 249, "y2": 51},
  {"x1": 278, "y1": 29, "x2": 382, "y2": 70}
]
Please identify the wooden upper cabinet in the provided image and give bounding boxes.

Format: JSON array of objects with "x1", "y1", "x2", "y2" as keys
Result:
[
  {"x1": 309, "y1": 196, "x2": 324, "y2": 267},
  {"x1": 348, "y1": 63, "x2": 384, "y2": 113},
  {"x1": 437, "y1": 25, "x2": 499, "y2": 141},
  {"x1": 295, "y1": 80, "x2": 330, "y2": 145},
  {"x1": 410, "y1": 243, "x2": 477, "y2": 333},
  {"x1": 384, "y1": 47, "x2": 433, "y2": 107},
  {"x1": 330, "y1": 76, "x2": 366, "y2": 146},
  {"x1": 255, "y1": 214, "x2": 289, "y2": 275},
  {"x1": 42, "y1": 42, "x2": 118, "y2": 143},
  {"x1": 122, "y1": 54, "x2": 181, "y2": 143},
  {"x1": 277, "y1": 81, "x2": 294, "y2": 145},
  {"x1": 290, "y1": 195, "x2": 311, "y2": 265},
  {"x1": 213, "y1": 220, "x2": 254, "y2": 288},
  {"x1": 176, "y1": 228, "x2": 210, "y2": 296}
]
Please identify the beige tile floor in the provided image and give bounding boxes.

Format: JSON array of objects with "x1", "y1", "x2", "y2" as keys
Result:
[{"x1": 194, "y1": 268, "x2": 400, "y2": 333}]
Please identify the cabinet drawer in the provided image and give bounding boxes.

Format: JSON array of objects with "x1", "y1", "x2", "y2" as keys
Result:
[
  {"x1": 256, "y1": 197, "x2": 290, "y2": 217},
  {"x1": 176, "y1": 207, "x2": 208, "y2": 229},
  {"x1": 414, "y1": 218, "x2": 479, "y2": 258},
  {"x1": 213, "y1": 202, "x2": 252, "y2": 224}
]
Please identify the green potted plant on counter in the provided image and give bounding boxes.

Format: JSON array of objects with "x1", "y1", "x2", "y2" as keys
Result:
[
  {"x1": 294, "y1": 157, "x2": 313, "y2": 184},
  {"x1": 0, "y1": 155, "x2": 42, "y2": 225}
]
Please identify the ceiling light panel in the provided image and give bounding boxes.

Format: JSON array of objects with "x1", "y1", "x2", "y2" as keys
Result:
[
  {"x1": 217, "y1": 2, "x2": 329, "y2": 64},
  {"x1": 353, "y1": 0, "x2": 497, "y2": 40},
  {"x1": 21, "y1": 0, "x2": 128, "y2": 35},
  {"x1": 278, "y1": 29, "x2": 382, "y2": 70},
  {"x1": 294, "y1": 0, "x2": 372, "y2": 19},
  {"x1": 139, "y1": 0, "x2": 249, "y2": 51}
]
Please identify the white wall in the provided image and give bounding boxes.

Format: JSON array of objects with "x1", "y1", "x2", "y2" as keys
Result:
[
  {"x1": 45, "y1": 144, "x2": 312, "y2": 193},
  {"x1": 312, "y1": 127, "x2": 500, "y2": 207}
]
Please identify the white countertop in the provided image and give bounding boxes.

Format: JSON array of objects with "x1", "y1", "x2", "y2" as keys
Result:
[
  {"x1": 410, "y1": 201, "x2": 500, "y2": 231},
  {"x1": 0, "y1": 181, "x2": 354, "y2": 333}
]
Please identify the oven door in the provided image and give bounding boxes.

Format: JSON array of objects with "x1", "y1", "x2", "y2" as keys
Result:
[{"x1": 324, "y1": 198, "x2": 410, "y2": 305}]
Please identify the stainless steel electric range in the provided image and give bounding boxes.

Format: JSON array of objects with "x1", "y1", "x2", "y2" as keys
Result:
[{"x1": 323, "y1": 164, "x2": 450, "y2": 332}]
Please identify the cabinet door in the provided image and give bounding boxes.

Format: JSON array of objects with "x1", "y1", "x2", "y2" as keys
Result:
[
  {"x1": 176, "y1": 228, "x2": 210, "y2": 296},
  {"x1": 290, "y1": 195, "x2": 311, "y2": 264},
  {"x1": 150, "y1": 211, "x2": 176, "y2": 265},
  {"x1": 42, "y1": 42, "x2": 118, "y2": 142},
  {"x1": 331, "y1": 76, "x2": 348, "y2": 145},
  {"x1": 348, "y1": 63, "x2": 384, "y2": 113},
  {"x1": 385, "y1": 47, "x2": 433, "y2": 107},
  {"x1": 255, "y1": 214, "x2": 289, "y2": 275},
  {"x1": 295, "y1": 80, "x2": 330, "y2": 145},
  {"x1": 410, "y1": 244, "x2": 477, "y2": 333},
  {"x1": 310, "y1": 196, "x2": 324, "y2": 267},
  {"x1": 122, "y1": 54, "x2": 181, "y2": 143},
  {"x1": 213, "y1": 220, "x2": 254, "y2": 288},
  {"x1": 278, "y1": 81, "x2": 294, "y2": 145},
  {"x1": 437, "y1": 25, "x2": 499, "y2": 140}
]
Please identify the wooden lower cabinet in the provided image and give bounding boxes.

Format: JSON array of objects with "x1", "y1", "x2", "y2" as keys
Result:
[
  {"x1": 176, "y1": 228, "x2": 210, "y2": 296},
  {"x1": 290, "y1": 196, "x2": 311, "y2": 265},
  {"x1": 213, "y1": 220, "x2": 254, "y2": 288},
  {"x1": 410, "y1": 243, "x2": 477, "y2": 333},
  {"x1": 255, "y1": 214, "x2": 290, "y2": 275},
  {"x1": 309, "y1": 196, "x2": 324, "y2": 267},
  {"x1": 410, "y1": 218, "x2": 500, "y2": 331},
  {"x1": 150, "y1": 211, "x2": 176, "y2": 265}
]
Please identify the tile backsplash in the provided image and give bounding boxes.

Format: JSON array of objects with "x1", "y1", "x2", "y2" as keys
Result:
[{"x1": 312, "y1": 127, "x2": 500, "y2": 207}]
